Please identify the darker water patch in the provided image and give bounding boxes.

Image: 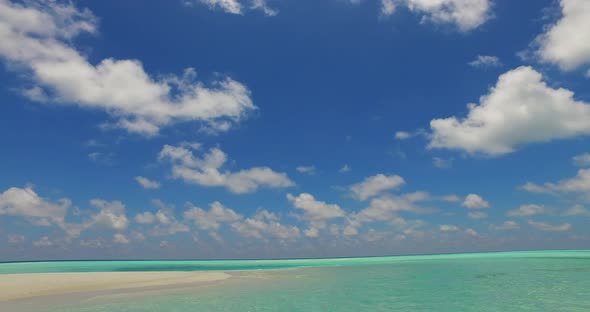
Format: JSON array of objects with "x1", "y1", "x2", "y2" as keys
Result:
[{"x1": 475, "y1": 272, "x2": 507, "y2": 279}]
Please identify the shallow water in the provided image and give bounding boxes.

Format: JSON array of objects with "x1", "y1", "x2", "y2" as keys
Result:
[{"x1": 3, "y1": 250, "x2": 590, "y2": 311}]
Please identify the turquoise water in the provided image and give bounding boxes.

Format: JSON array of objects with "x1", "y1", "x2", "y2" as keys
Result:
[{"x1": 2, "y1": 250, "x2": 590, "y2": 311}]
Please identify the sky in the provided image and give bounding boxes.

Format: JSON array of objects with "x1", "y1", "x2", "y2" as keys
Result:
[{"x1": 1, "y1": 0, "x2": 590, "y2": 261}]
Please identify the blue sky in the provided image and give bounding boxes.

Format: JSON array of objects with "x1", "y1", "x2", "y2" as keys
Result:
[{"x1": 1, "y1": 0, "x2": 590, "y2": 261}]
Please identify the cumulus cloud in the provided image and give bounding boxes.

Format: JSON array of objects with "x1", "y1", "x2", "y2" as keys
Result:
[
  {"x1": 573, "y1": 153, "x2": 590, "y2": 167},
  {"x1": 521, "y1": 169, "x2": 590, "y2": 196},
  {"x1": 135, "y1": 212, "x2": 156, "y2": 224},
  {"x1": 303, "y1": 227, "x2": 320, "y2": 238},
  {"x1": 528, "y1": 220, "x2": 572, "y2": 232},
  {"x1": 404, "y1": 0, "x2": 492, "y2": 32},
  {"x1": 287, "y1": 193, "x2": 345, "y2": 222},
  {"x1": 338, "y1": 225, "x2": 355, "y2": 236},
  {"x1": 506, "y1": 204, "x2": 546, "y2": 217},
  {"x1": 534, "y1": 0, "x2": 590, "y2": 70},
  {"x1": 0, "y1": 186, "x2": 136, "y2": 238},
  {"x1": 429, "y1": 66, "x2": 590, "y2": 156},
  {"x1": 0, "y1": 186, "x2": 71, "y2": 226},
  {"x1": 113, "y1": 233, "x2": 130, "y2": 244},
  {"x1": 352, "y1": 192, "x2": 432, "y2": 224},
  {"x1": 468, "y1": 55, "x2": 502, "y2": 68},
  {"x1": 464, "y1": 228, "x2": 478, "y2": 237},
  {"x1": 135, "y1": 176, "x2": 161, "y2": 189},
  {"x1": 462, "y1": 194, "x2": 490, "y2": 209},
  {"x1": 0, "y1": 0, "x2": 255, "y2": 136},
  {"x1": 186, "y1": 0, "x2": 278, "y2": 16},
  {"x1": 381, "y1": 0, "x2": 396, "y2": 16},
  {"x1": 159, "y1": 143, "x2": 294, "y2": 194},
  {"x1": 184, "y1": 201, "x2": 242, "y2": 231},
  {"x1": 135, "y1": 200, "x2": 190, "y2": 236},
  {"x1": 232, "y1": 210, "x2": 300, "y2": 240},
  {"x1": 198, "y1": 0, "x2": 243, "y2": 14},
  {"x1": 89, "y1": 199, "x2": 129, "y2": 231},
  {"x1": 350, "y1": 174, "x2": 405, "y2": 201},
  {"x1": 251, "y1": 0, "x2": 278, "y2": 16},
  {"x1": 362, "y1": 229, "x2": 390, "y2": 242},
  {"x1": 195, "y1": 0, "x2": 492, "y2": 30}
]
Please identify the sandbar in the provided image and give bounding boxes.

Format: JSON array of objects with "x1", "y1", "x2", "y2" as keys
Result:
[{"x1": 0, "y1": 271, "x2": 231, "y2": 302}]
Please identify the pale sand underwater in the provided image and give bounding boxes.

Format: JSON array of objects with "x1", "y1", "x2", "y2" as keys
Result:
[{"x1": 0, "y1": 271, "x2": 230, "y2": 302}]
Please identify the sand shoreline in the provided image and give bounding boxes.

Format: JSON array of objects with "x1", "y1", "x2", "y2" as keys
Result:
[{"x1": 0, "y1": 271, "x2": 232, "y2": 302}]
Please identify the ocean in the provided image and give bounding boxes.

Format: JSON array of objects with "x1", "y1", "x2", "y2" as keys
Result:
[{"x1": 1, "y1": 250, "x2": 589, "y2": 311}]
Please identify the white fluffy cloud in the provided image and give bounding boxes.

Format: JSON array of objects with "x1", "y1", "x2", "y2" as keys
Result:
[
  {"x1": 89, "y1": 199, "x2": 129, "y2": 231},
  {"x1": 135, "y1": 176, "x2": 161, "y2": 189},
  {"x1": 0, "y1": 0, "x2": 255, "y2": 136},
  {"x1": 0, "y1": 186, "x2": 70, "y2": 226},
  {"x1": 198, "y1": 0, "x2": 242, "y2": 14},
  {"x1": 251, "y1": 0, "x2": 278, "y2": 16},
  {"x1": 534, "y1": 0, "x2": 590, "y2": 70},
  {"x1": 468, "y1": 55, "x2": 502, "y2": 68},
  {"x1": 528, "y1": 220, "x2": 572, "y2": 232},
  {"x1": 232, "y1": 210, "x2": 300, "y2": 240},
  {"x1": 506, "y1": 204, "x2": 546, "y2": 217},
  {"x1": 113, "y1": 233, "x2": 130, "y2": 244},
  {"x1": 429, "y1": 66, "x2": 590, "y2": 156},
  {"x1": 353, "y1": 192, "x2": 432, "y2": 223},
  {"x1": 184, "y1": 201, "x2": 243, "y2": 231},
  {"x1": 135, "y1": 212, "x2": 156, "y2": 224},
  {"x1": 287, "y1": 193, "x2": 345, "y2": 221},
  {"x1": 350, "y1": 174, "x2": 405, "y2": 201},
  {"x1": 192, "y1": 0, "x2": 490, "y2": 30},
  {"x1": 573, "y1": 153, "x2": 590, "y2": 167},
  {"x1": 464, "y1": 228, "x2": 478, "y2": 237},
  {"x1": 160, "y1": 143, "x2": 294, "y2": 194},
  {"x1": 135, "y1": 200, "x2": 190, "y2": 236},
  {"x1": 462, "y1": 194, "x2": 490, "y2": 209},
  {"x1": 188, "y1": 0, "x2": 277, "y2": 16},
  {"x1": 381, "y1": 0, "x2": 396, "y2": 16},
  {"x1": 404, "y1": 0, "x2": 492, "y2": 32},
  {"x1": 522, "y1": 169, "x2": 590, "y2": 196},
  {"x1": 0, "y1": 186, "x2": 140, "y2": 238}
]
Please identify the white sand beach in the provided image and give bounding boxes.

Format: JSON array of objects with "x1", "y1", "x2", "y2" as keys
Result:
[{"x1": 0, "y1": 271, "x2": 231, "y2": 302}]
